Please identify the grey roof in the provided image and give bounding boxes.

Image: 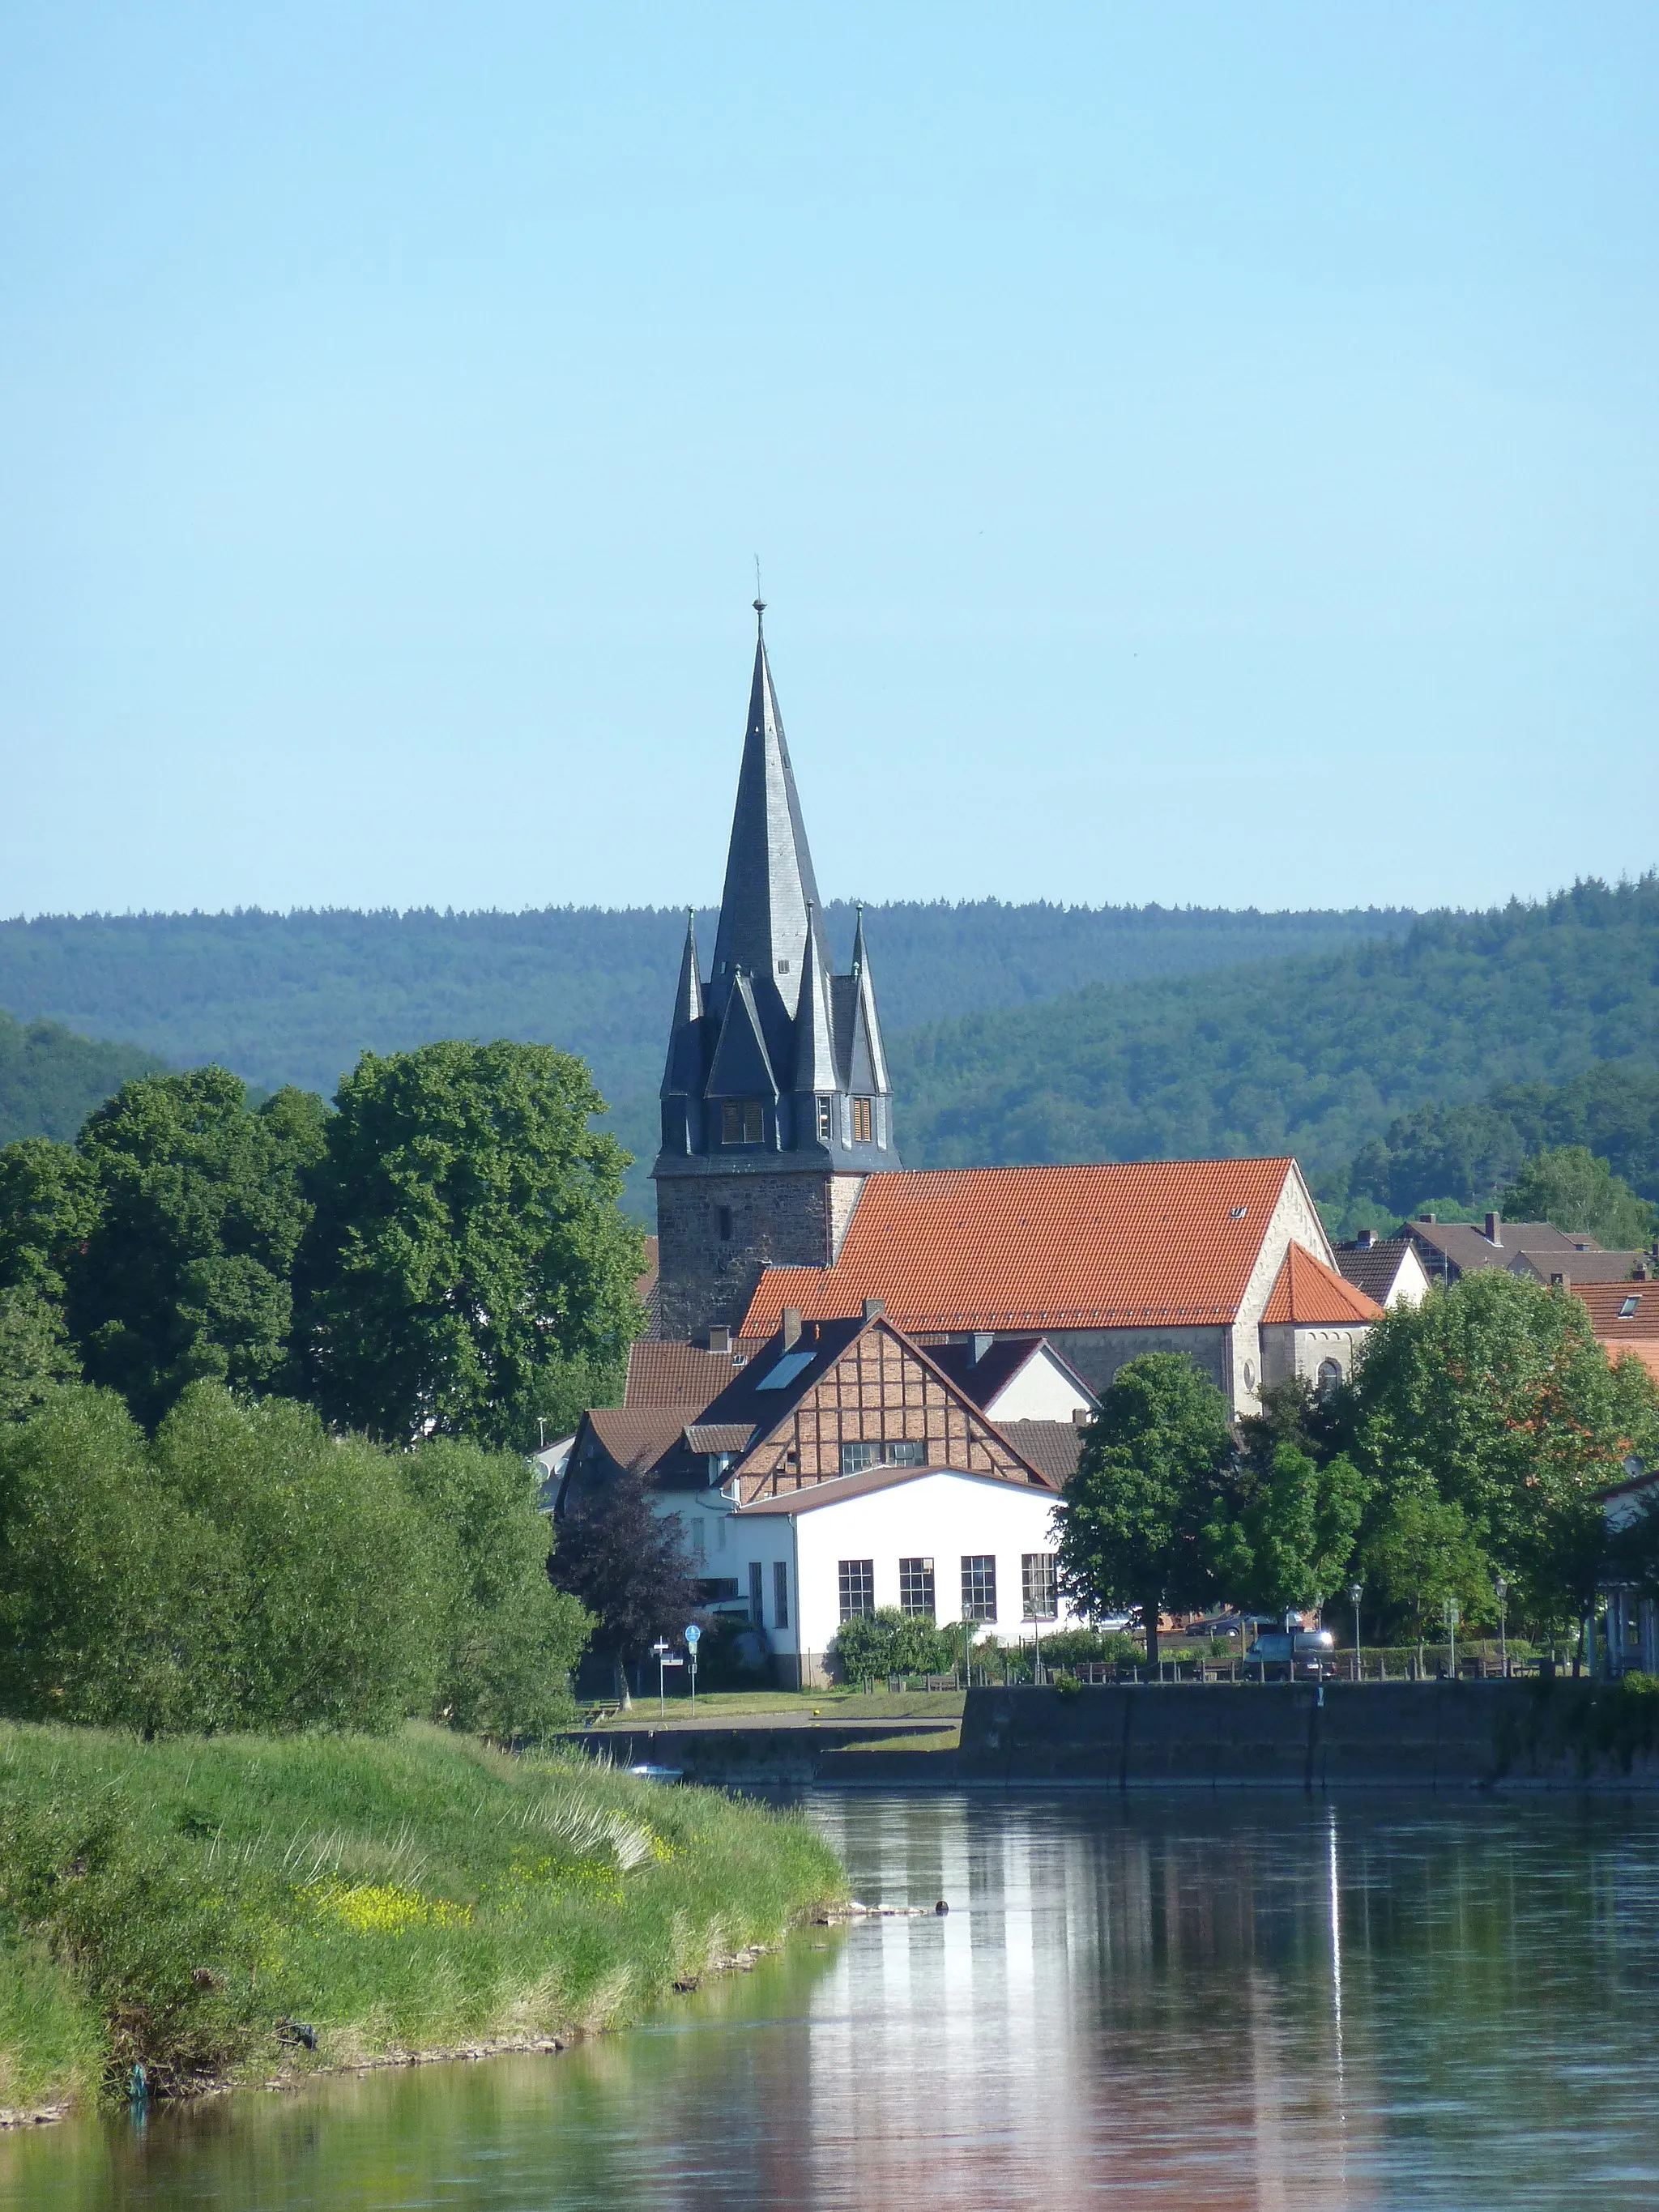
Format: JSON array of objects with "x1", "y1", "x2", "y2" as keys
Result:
[
  {"x1": 923, "y1": 1335, "x2": 1094, "y2": 1413},
  {"x1": 659, "y1": 913, "x2": 708, "y2": 1099},
  {"x1": 1403, "y1": 1218, "x2": 1601, "y2": 1278},
  {"x1": 791, "y1": 906, "x2": 839, "y2": 1093},
  {"x1": 1512, "y1": 1249, "x2": 1644, "y2": 1285},
  {"x1": 1333, "y1": 1238, "x2": 1418, "y2": 1304}
]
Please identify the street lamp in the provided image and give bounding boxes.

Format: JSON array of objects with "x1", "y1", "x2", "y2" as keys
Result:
[
  {"x1": 1349, "y1": 1583, "x2": 1363, "y2": 1683},
  {"x1": 1494, "y1": 1575, "x2": 1508, "y2": 1678}
]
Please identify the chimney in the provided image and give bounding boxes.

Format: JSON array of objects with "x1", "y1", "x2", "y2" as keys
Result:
[
  {"x1": 1485, "y1": 1211, "x2": 1502, "y2": 1247},
  {"x1": 971, "y1": 1331, "x2": 995, "y2": 1363},
  {"x1": 706, "y1": 1324, "x2": 730, "y2": 1355},
  {"x1": 1356, "y1": 1228, "x2": 1375, "y2": 1250},
  {"x1": 1550, "y1": 1272, "x2": 1569, "y2": 1290},
  {"x1": 861, "y1": 1297, "x2": 885, "y2": 1321},
  {"x1": 1072, "y1": 1406, "x2": 1091, "y2": 1430},
  {"x1": 782, "y1": 1308, "x2": 802, "y2": 1349},
  {"x1": 1419, "y1": 1213, "x2": 1437, "y2": 1225}
]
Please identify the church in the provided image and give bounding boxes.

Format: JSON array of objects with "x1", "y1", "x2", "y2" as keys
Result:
[{"x1": 564, "y1": 607, "x2": 1382, "y2": 1685}]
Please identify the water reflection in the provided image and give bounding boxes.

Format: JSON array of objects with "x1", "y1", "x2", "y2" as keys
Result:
[{"x1": 6, "y1": 1792, "x2": 1659, "y2": 2210}]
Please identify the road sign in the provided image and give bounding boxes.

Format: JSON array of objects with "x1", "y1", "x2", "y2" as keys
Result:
[{"x1": 684, "y1": 1624, "x2": 702, "y2": 1646}]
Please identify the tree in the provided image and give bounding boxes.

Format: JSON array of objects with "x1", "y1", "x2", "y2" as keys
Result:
[
  {"x1": 66, "y1": 1071, "x2": 327, "y2": 1429},
  {"x1": 1342, "y1": 1272, "x2": 1659, "y2": 1633},
  {"x1": 401, "y1": 1436, "x2": 591, "y2": 1737},
  {"x1": 1358, "y1": 1491, "x2": 1494, "y2": 1667},
  {"x1": 1056, "y1": 1353, "x2": 1234, "y2": 1665},
  {"x1": 1205, "y1": 1443, "x2": 1368, "y2": 1618},
  {"x1": 0, "y1": 1137, "x2": 102, "y2": 1302},
  {"x1": 297, "y1": 1042, "x2": 644, "y2": 1451},
  {"x1": 547, "y1": 1477, "x2": 701, "y2": 1705},
  {"x1": 1499, "y1": 1144, "x2": 1658, "y2": 1250},
  {"x1": 0, "y1": 1289, "x2": 80, "y2": 1422}
]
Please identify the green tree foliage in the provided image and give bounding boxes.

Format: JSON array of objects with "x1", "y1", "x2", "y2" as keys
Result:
[
  {"x1": 1341, "y1": 1272, "x2": 1659, "y2": 1630},
  {"x1": 1499, "y1": 1145, "x2": 1658, "y2": 1250},
  {"x1": 401, "y1": 1436, "x2": 591, "y2": 1737},
  {"x1": 1205, "y1": 1443, "x2": 1368, "y2": 1617},
  {"x1": 1358, "y1": 1492, "x2": 1495, "y2": 1655},
  {"x1": 0, "y1": 1289, "x2": 79, "y2": 1422},
  {"x1": 1343, "y1": 1061, "x2": 1659, "y2": 1217},
  {"x1": 297, "y1": 1042, "x2": 643, "y2": 1450},
  {"x1": 0, "y1": 1136, "x2": 102, "y2": 1300},
  {"x1": 0, "y1": 1381, "x2": 589, "y2": 1736},
  {"x1": 831, "y1": 1606, "x2": 962, "y2": 1681},
  {"x1": 1057, "y1": 1353, "x2": 1235, "y2": 1664},
  {"x1": 66, "y1": 1071, "x2": 328, "y2": 1428},
  {"x1": 0, "y1": 1010, "x2": 167, "y2": 1148},
  {"x1": 897, "y1": 878, "x2": 1659, "y2": 1187},
  {"x1": 548, "y1": 1476, "x2": 702, "y2": 1701}
]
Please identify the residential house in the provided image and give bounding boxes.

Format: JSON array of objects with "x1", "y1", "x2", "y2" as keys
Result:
[
  {"x1": 1401, "y1": 1210, "x2": 1606, "y2": 1285},
  {"x1": 1333, "y1": 1230, "x2": 1430, "y2": 1309}
]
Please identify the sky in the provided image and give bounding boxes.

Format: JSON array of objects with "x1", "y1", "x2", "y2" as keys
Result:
[{"x1": 2, "y1": 2, "x2": 1656, "y2": 919}]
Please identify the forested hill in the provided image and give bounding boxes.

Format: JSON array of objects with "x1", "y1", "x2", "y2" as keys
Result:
[
  {"x1": 893, "y1": 877, "x2": 1659, "y2": 1196},
  {"x1": 0, "y1": 900, "x2": 1410, "y2": 1106},
  {"x1": 0, "y1": 1011, "x2": 167, "y2": 1145}
]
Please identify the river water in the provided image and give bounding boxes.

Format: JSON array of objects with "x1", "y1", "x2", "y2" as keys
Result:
[{"x1": 6, "y1": 1790, "x2": 1659, "y2": 2210}]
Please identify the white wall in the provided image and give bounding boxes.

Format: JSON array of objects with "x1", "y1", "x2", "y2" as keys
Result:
[
  {"x1": 729, "y1": 1471, "x2": 1081, "y2": 1678},
  {"x1": 983, "y1": 1346, "x2": 1094, "y2": 1422}
]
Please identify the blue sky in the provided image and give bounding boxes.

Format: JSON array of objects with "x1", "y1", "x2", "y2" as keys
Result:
[{"x1": 2, "y1": 3, "x2": 1655, "y2": 918}]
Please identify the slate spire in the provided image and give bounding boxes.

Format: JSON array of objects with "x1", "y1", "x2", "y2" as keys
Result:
[
  {"x1": 659, "y1": 908, "x2": 706, "y2": 1099},
  {"x1": 708, "y1": 603, "x2": 826, "y2": 1075},
  {"x1": 792, "y1": 901, "x2": 839, "y2": 1096},
  {"x1": 847, "y1": 901, "x2": 893, "y2": 1097}
]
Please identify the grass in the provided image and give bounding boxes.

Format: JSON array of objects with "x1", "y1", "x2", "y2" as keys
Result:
[
  {"x1": 584, "y1": 1688, "x2": 965, "y2": 1727},
  {"x1": 0, "y1": 1721, "x2": 845, "y2": 2116}
]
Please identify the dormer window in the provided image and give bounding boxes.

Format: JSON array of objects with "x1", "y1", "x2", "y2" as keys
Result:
[
  {"x1": 721, "y1": 1100, "x2": 765, "y2": 1144},
  {"x1": 817, "y1": 1097, "x2": 833, "y2": 1141},
  {"x1": 851, "y1": 1097, "x2": 873, "y2": 1143}
]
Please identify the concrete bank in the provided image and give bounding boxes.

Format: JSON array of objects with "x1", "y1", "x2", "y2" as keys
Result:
[
  {"x1": 558, "y1": 1722, "x2": 960, "y2": 1787},
  {"x1": 958, "y1": 1680, "x2": 1659, "y2": 1790}
]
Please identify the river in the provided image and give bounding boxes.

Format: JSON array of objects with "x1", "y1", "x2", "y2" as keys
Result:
[{"x1": 5, "y1": 1790, "x2": 1659, "y2": 2210}]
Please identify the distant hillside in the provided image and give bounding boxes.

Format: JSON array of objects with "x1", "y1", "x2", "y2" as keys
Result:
[
  {"x1": 0, "y1": 1011, "x2": 167, "y2": 1146},
  {"x1": 891, "y1": 878, "x2": 1659, "y2": 1196},
  {"x1": 0, "y1": 901, "x2": 1412, "y2": 1109}
]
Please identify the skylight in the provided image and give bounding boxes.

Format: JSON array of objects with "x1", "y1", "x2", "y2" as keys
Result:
[
  {"x1": 1620, "y1": 1295, "x2": 1640, "y2": 1319},
  {"x1": 757, "y1": 1349, "x2": 816, "y2": 1391}
]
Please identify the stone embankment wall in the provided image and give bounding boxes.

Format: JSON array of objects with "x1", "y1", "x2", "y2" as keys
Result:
[{"x1": 958, "y1": 1681, "x2": 1659, "y2": 1790}]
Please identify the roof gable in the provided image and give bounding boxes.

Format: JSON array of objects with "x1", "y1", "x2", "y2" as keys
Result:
[
  {"x1": 1261, "y1": 1242, "x2": 1384, "y2": 1326},
  {"x1": 740, "y1": 1157, "x2": 1302, "y2": 1336}
]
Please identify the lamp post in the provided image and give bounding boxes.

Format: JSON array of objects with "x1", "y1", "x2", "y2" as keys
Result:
[
  {"x1": 684, "y1": 1622, "x2": 701, "y2": 1717},
  {"x1": 1349, "y1": 1583, "x2": 1363, "y2": 1684},
  {"x1": 1495, "y1": 1575, "x2": 1508, "y2": 1678},
  {"x1": 1444, "y1": 1597, "x2": 1460, "y2": 1679}
]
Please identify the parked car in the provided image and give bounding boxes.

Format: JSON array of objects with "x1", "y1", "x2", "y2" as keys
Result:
[{"x1": 1246, "y1": 1627, "x2": 1336, "y2": 1680}]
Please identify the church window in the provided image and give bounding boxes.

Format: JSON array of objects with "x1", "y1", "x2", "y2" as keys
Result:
[
  {"x1": 717, "y1": 1205, "x2": 733, "y2": 1242},
  {"x1": 851, "y1": 1097, "x2": 873, "y2": 1144},
  {"x1": 899, "y1": 1558, "x2": 936, "y2": 1618},
  {"x1": 817, "y1": 1097, "x2": 833, "y2": 1141},
  {"x1": 961, "y1": 1554, "x2": 998, "y2": 1622},
  {"x1": 1317, "y1": 1357, "x2": 1342, "y2": 1398},
  {"x1": 721, "y1": 1100, "x2": 765, "y2": 1144},
  {"x1": 838, "y1": 1558, "x2": 874, "y2": 1620}
]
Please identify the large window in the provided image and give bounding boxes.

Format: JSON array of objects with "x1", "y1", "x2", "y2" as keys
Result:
[
  {"x1": 899, "y1": 1557, "x2": 936, "y2": 1618},
  {"x1": 721, "y1": 1099, "x2": 766, "y2": 1145},
  {"x1": 961, "y1": 1554, "x2": 998, "y2": 1622},
  {"x1": 1316, "y1": 1357, "x2": 1342, "y2": 1399},
  {"x1": 851, "y1": 1096, "x2": 873, "y2": 1143},
  {"x1": 838, "y1": 1559, "x2": 875, "y2": 1621},
  {"x1": 1021, "y1": 1553, "x2": 1057, "y2": 1622},
  {"x1": 774, "y1": 1561, "x2": 790, "y2": 1629},
  {"x1": 748, "y1": 1560, "x2": 764, "y2": 1627},
  {"x1": 887, "y1": 1438, "x2": 926, "y2": 1467},
  {"x1": 841, "y1": 1438, "x2": 925, "y2": 1476},
  {"x1": 841, "y1": 1441, "x2": 878, "y2": 1476}
]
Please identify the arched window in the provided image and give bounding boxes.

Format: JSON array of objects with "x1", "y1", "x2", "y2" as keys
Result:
[{"x1": 1316, "y1": 1357, "x2": 1342, "y2": 1399}]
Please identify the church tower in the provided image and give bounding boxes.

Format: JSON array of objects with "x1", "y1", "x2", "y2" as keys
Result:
[{"x1": 652, "y1": 604, "x2": 898, "y2": 1339}]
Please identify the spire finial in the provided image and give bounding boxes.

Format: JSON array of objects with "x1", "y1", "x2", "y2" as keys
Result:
[{"x1": 753, "y1": 556, "x2": 765, "y2": 626}]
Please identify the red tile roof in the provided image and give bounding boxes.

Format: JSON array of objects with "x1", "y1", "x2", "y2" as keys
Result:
[
  {"x1": 1260, "y1": 1243, "x2": 1384, "y2": 1327},
  {"x1": 1607, "y1": 1343, "x2": 1659, "y2": 1385},
  {"x1": 1573, "y1": 1282, "x2": 1659, "y2": 1339},
  {"x1": 740, "y1": 1159, "x2": 1303, "y2": 1337}
]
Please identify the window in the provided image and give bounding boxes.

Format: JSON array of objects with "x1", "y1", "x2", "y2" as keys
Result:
[
  {"x1": 1620, "y1": 1294, "x2": 1641, "y2": 1319},
  {"x1": 721, "y1": 1099, "x2": 765, "y2": 1144},
  {"x1": 851, "y1": 1096, "x2": 873, "y2": 1143},
  {"x1": 758, "y1": 1349, "x2": 815, "y2": 1391},
  {"x1": 817, "y1": 1097, "x2": 833, "y2": 1141},
  {"x1": 899, "y1": 1557, "x2": 936, "y2": 1618},
  {"x1": 888, "y1": 1438, "x2": 926, "y2": 1467},
  {"x1": 841, "y1": 1440, "x2": 878, "y2": 1476},
  {"x1": 838, "y1": 1558, "x2": 875, "y2": 1621},
  {"x1": 1022, "y1": 1553, "x2": 1057, "y2": 1621},
  {"x1": 748, "y1": 1560, "x2": 765, "y2": 1627},
  {"x1": 717, "y1": 1205, "x2": 733, "y2": 1242},
  {"x1": 690, "y1": 1519, "x2": 706, "y2": 1566},
  {"x1": 777, "y1": 959, "x2": 790, "y2": 974},
  {"x1": 774, "y1": 1561, "x2": 790, "y2": 1629},
  {"x1": 961, "y1": 1554, "x2": 998, "y2": 1622},
  {"x1": 1316, "y1": 1357, "x2": 1342, "y2": 1398}
]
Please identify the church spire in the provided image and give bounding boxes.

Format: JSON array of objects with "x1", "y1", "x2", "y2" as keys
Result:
[
  {"x1": 659, "y1": 908, "x2": 706, "y2": 1100},
  {"x1": 708, "y1": 603, "x2": 825, "y2": 1074}
]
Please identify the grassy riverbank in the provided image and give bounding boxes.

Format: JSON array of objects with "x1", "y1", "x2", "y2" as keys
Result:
[{"x1": 0, "y1": 1722, "x2": 845, "y2": 2118}]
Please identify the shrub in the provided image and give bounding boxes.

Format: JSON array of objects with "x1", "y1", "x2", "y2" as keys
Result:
[{"x1": 831, "y1": 1609, "x2": 962, "y2": 1682}]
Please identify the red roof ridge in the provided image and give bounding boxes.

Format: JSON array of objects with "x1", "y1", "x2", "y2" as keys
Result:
[{"x1": 1261, "y1": 1242, "x2": 1384, "y2": 1327}]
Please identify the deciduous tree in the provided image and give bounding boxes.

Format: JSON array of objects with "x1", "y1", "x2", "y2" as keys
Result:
[{"x1": 548, "y1": 1476, "x2": 701, "y2": 1705}]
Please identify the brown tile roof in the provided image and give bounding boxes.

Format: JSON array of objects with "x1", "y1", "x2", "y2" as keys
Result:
[
  {"x1": 1514, "y1": 1249, "x2": 1644, "y2": 1285},
  {"x1": 735, "y1": 1464, "x2": 1057, "y2": 1515},
  {"x1": 682, "y1": 1422, "x2": 757, "y2": 1455},
  {"x1": 584, "y1": 1408, "x2": 687, "y2": 1476},
  {"x1": 1261, "y1": 1243, "x2": 1384, "y2": 1327},
  {"x1": 623, "y1": 1339, "x2": 736, "y2": 1410},
  {"x1": 1405, "y1": 1218, "x2": 1599, "y2": 1276},
  {"x1": 998, "y1": 1419, "x2": 1085, "y2": 1487},
  {"x1": 1573, "y1": 1283, "x2": 1659, "y2": 1338},
  {"x1": 739, "y1": 1158, "x2": 1303, "y2": 1337},
  {"x1": 1333, "y1": 1238, "x2": 1417, "y2": 1304}
]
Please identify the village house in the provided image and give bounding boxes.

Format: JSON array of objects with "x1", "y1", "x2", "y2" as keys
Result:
[{"x1": 1333, "y1": 1230, "x2": 1431, "y2": 1310}]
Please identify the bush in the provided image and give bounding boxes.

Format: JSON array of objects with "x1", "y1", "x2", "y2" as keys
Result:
[
  {"x1": 830, "y1": 1609, "x2": 962, "y2": 1682},
  {"x1": 1019, "y1": 1627, "x2": 1141, "y2": 1669}
]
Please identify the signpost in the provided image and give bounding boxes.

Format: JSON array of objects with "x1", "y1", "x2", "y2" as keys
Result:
[
  {"x1": 650, "y1": 1638, "x2": 684, "y2": 1720},
  {"x1": 684, "y1": 1623, "x2": 702, "y2": 1718}
]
